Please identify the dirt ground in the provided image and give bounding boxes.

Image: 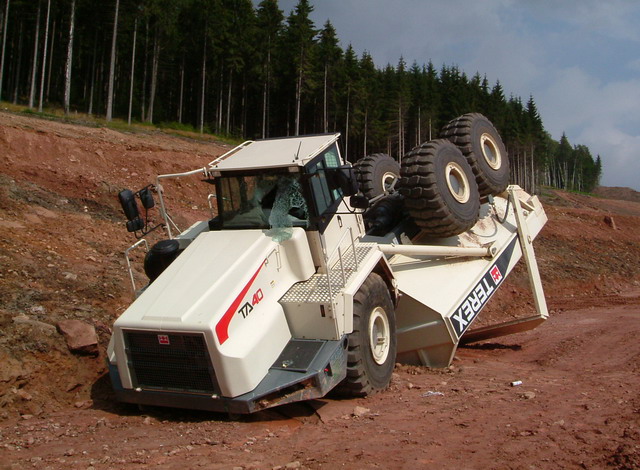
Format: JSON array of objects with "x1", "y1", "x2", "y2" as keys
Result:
[{"x1": 0, "y1": 111, "x2": 639, "y2": 469}]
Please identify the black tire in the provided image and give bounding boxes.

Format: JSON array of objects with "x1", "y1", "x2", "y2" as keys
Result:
[
  {"x1": 354, "y1": 153, "x2": 400, "y2": 199},
  {"x1": 399, "y1": 139, "x2": 480, "y2": 237},
  {"x1": 337, "y1": 273, "x2": 396, "y2": 397},
  {"x1": 440, "y1": 113, "x2": 510, "y2": 196}
]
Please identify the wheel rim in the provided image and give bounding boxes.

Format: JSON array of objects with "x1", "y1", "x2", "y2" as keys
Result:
[
  {"x1": 480, "y1": 133, "x2": 502, "y2": 170},
  {"x1": 381, "y1": 171, "x2": 397, "y2": 192},
  {"x1": 369, "y1": 307, "x2": 391, "y2": 365},
  {"x1": 444, "y1": 162, "x2": 471, "y2": 203}
]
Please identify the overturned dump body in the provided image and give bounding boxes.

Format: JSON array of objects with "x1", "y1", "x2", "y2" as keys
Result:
[
  {"x1": 384, "y1": 188, "x2": 548, "y2": 366},
  {"x1": 109, "y1": 133, "x2": 548, "y2": 414}
]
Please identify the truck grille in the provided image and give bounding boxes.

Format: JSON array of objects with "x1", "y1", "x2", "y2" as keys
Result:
[{"x1": 124, "y1": 331, "x2": 218, "y2": 394}]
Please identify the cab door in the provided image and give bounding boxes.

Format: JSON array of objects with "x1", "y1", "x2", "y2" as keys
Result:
[{"x1": 304, "y1": 143, "x2": 365, "y2": 270}]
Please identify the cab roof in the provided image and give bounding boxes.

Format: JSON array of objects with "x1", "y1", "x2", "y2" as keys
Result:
[{"x1": 207, "y1": 133, "x2": 340, "y2": 172}]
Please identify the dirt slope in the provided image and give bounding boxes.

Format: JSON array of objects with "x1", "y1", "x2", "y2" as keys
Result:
[{"x1": 0, "y1": 112, "x2": 639, "y2": 469}]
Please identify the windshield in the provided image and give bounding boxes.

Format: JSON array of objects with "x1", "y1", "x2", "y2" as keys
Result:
[{"x1": 217, "y1": 173, "x2": 309, "y2": 231}]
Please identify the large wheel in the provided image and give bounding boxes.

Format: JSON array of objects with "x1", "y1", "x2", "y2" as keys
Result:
[
  {"x1": 337, "y1": 273, "x2": 396, "y2": 397},
  {"x1": 440, "y1": 113, "x2": 509, "y2": 196},
  {"x1": 399, "y1": 139, "x2": 480, "y2": 237},
  {"x1": 354, "y1": 153, "x2": 400, "y2": 199}
]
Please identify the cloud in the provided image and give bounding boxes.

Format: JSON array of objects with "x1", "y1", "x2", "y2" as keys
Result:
[
  {"x1": 628, "y1": 58, "x2": 640, "y2": 73},
  {"x1": 537, "y1": 66, "x2": 640, "y2": 189},
  {"x1": 581, "y1": 127, "x2": 640, "y2": 188},
  {"x1": 267, "y1": 0, "x2": 640, "y2": 189}
]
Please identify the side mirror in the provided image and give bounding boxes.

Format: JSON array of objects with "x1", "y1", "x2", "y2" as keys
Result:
[
  {"x1": 126, "y1": 217, "x2": 145, "y2": 232},
  {"x1": 118, "y1": 185, "x2": 162, "y2": 236},
  {"x1": 139, "y1": 187, "x2": 155, "y2": 209},
  {"x1": 341, "y1": 166, "x2": 360, "y2": 197},
  {"x1": 118, "y1": 189, "x2": 140, "y2": 221},
  {"x1": 327, "y1": 165, "x2": 359, "y2": 197},
  {"x1": 349, "y1": 194, "x2": 369, "y2": 209}
]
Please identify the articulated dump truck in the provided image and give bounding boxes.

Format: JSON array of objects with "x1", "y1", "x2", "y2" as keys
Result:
[{"x1": 108, "y1": 113, "x2": 548, "y2": 414}]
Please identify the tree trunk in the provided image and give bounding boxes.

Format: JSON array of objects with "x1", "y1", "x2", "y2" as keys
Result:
[
  {"x1": 397, "y1": 100, "x2": 403, "y2": 159},
  {"x1": 141, "y1": 20, "x2": 148, "y2": 122},
  {"x1": 199, "y1": 34, "x2": 206, "y2": 134},
  {"x1": 523, "y1": 149, "x2": 528, "y2": 192},
  {"x1": 572, "y1": 152, "x2": 579, "y2": 190},
  {"x1": 29, "y1": 1, "x2": 41, "y2": 109},
  {"x1": 178, "y1": 56, "x2": 183, "y2": 124},
  {"x1": 0, "y1": 0, "x2": 10, "y2": 101},
  {"x1": 63, "y1": 0, "x2": 76, "y2": 115},
  {"x1": 294, "y1": 60, "x2": 302, "y2": 136},
  {"x1": 146, "y1": 26, "x2": 159, "y2": 123},
  {"x1": 530, "y1": 143, "x2": 535, "y2": 194},
  {"x1": 261, "y1": 76, "x2": 267, "y2": 139},
  {"x1": 225, "y1": 69, "x2": 232, "y2": 135},
  {"x1": 261, "y1": 46, "x2": 271, "y2": 139},
  {"x1": 12, "y1": 20, "x2": 22, "y2": 104},
  {"x1": 416, "y1": 106, "x2": 421, "y2": 147},
  {"x1": 45, "y1": 19, "x2": 55, "y2": 101},
  {"x1": 88, "y1": 31, "x2": 97, "y2": 114},
  {"x1": 363, "y1": 109, "x2": 368, "y2": 156},
  {"x1": 323, "y1": 63, "x2": 328, "y2": 133},
  {"x1": 106, "y1": 0, "x2": 120, "y2": 121},
  {"x1": 241, "y1": 76, "x2": 247, "y2": 136},
  {"x1": 37, "y1": 0, "x2": 50, "y2": 112},
  {"x1": 344, "y1": 88, "x2": 350, "y2": 162},
  {"x1": 217, "y1": 68, "x2": 223, "y2": 132},
  {"x1": 127, "y1": 17, "x2": 137, "y2": 125}
]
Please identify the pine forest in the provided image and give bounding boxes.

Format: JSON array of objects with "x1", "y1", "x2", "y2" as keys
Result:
[{"x1": 0, "y1": 0, "x2": 602, "y2": 193}]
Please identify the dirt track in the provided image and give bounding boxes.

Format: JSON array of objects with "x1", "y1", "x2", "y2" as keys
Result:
[{"x1": 1, "y1": 112, "x2": 639, "y2": 469}]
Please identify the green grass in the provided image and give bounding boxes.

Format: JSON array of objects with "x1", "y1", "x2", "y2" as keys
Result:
[
  {"x1": 2, "y1": 101, "x2": 236, "y2": 144},
  {"x1": 538, "y1": 185, "x2": 600, "y2": 198},
  {"x1": 565, "y1": 188, "x2": 598, "y2": 197}
]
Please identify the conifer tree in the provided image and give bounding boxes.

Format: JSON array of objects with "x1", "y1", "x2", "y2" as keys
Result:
[
  {"x1": 316, "y1": 20, "x2": 341, "y2": 133},
  {"x1": 283, "y1": 0, "x2": 316, "y2": 136},
  {"x1": 255, "y1": 0, "x2": 283, "y2": 138}
]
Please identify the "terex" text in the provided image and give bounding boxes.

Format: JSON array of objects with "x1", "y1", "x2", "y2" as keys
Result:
[{"x1": 451, "y1": 277, "x2": 496, "y2": 336}]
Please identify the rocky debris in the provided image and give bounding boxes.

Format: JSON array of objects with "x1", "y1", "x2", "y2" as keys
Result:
[
  {"x1": 603, "y1": 215, "x2": 618, "y2": 229},
  {"x1": 0, "y1": 352, "x2": 28, "y2": 384},
  {"x1": 12, "y1": 314, "x2": 57, "y2": 332},
  {"x1": 74, "y1": 400, "x2": 93, "y2": 409},
  {"x1": 14, "y1": 389, "x2": 32, "y2": 401},
  {"x1": 352, "y1": 406, "x2": 370, "y2": 417},
  {"x1": 56, "y1": 320, "x2": 99, "y2": 356}
]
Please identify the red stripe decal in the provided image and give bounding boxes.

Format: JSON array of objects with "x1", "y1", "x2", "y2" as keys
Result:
[{"x1": 215, "y1": 261, "x2": 265, "y2": 345}]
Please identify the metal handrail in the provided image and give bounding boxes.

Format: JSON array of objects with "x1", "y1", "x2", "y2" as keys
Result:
[
  {"x1": 322, "y1": 226, "x2": 358, "y2": 304},
  {"x1": 207, "y1": 141, "x2": 254, "y2": 169},
  {"x1": 124, "y1": 238, "x2": 149, "y2": 295},
  {"x1": 155, "y1": 167, "x2": 207, "y2": 239}
]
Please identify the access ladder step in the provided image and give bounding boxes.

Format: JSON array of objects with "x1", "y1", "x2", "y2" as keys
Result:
[{"x1": 280, "y1": 242, "x2": 377, "y2": 304}]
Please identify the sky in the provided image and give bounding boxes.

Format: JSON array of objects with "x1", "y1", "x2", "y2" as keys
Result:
[{"x1": 271, "y1": 0, "x2": 640, "y2": 190}]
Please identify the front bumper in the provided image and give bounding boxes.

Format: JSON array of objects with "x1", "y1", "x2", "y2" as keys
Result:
[{"x1": 110, "y1": 338, "x2": 347, "y2": 414}]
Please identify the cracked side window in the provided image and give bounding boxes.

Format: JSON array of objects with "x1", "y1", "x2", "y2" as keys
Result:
[
  {"x1": 267, "y1": 175, "x2": 308, "y2": 242},
  {"x1": 216, "y1": 171, "x2": 310, "y2": 239},
  {"x1": 219, "y1": 174, "x2": 278, "y2": 229}
]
